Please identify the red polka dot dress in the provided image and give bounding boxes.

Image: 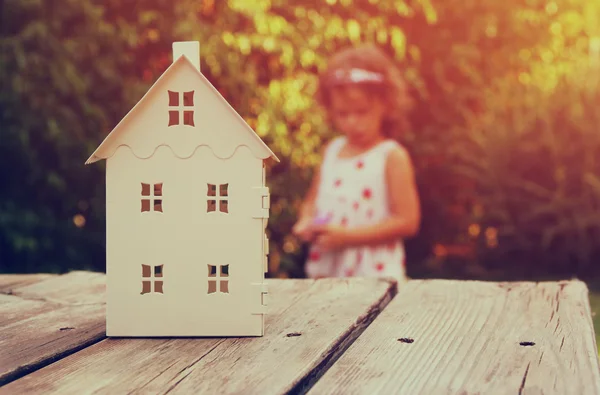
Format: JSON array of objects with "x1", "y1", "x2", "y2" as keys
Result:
[{"x1": 305, "y1": 136, "x2": 407, "y2": 281}]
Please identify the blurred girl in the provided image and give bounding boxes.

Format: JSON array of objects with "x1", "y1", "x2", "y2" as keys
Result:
[{"x1": 292, "y1": 44, "x2": 421, "y2": 280}]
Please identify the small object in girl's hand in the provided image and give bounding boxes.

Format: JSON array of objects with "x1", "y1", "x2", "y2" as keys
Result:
[{"x1": 312, "y1": 215, "x2": 331, "y2": 226}]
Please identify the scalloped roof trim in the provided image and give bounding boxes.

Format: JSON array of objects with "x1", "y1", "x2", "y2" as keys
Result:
[{"x1": 85, "y1": 143, "x2": 270, "y2": 163}]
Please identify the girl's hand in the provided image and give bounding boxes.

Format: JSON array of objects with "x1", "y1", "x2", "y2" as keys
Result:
[
  {"x1": 292, "y1": 217, "x2": 315, "y2": 242},
  {"x1": 313, "y1": 225, "x2": 351, "y2": 252}
]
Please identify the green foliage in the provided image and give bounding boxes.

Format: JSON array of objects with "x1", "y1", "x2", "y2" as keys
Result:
[
  {"x1": 1, "y1": 0, "x2": 598, "y2": 278},
  {"x1": 457, "y1": 71, "x2": 600, "y2": 278},
  {"x1": 1, "y1": 0, "x2": 130, "y2": 272}
]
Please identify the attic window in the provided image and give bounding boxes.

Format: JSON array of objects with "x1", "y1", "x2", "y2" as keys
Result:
[
  {"x1": 141, "y1": 264, "x2": 164, "y2": 294},
  {"x1": 141, "y1": 183, "x2": 163, "y2": 212},
  {"x1": 168, "y1": 90, "x2": 195, "y2": 126},
  {"x1": 207, "y1": 183, "x2": 229, "y2": 213},
  {"x1": 207, "y1": 264, "x2": 229, "y2": 294}
]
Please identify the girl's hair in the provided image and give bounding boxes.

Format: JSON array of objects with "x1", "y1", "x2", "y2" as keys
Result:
[{"x1": 316, "y1": 44, "x2": 413, "y2": 139}]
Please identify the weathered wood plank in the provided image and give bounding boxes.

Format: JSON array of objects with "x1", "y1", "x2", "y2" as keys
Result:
[
  {"x1": 7, "y1": 270, "x2": 106, "y2": 305},
  {"x1": 0, "y1": 278, "x2": 396, "y2": 395},
  {"x1": 0, "y1": 274, "x2": 56, "y2": 293},
  {"x1": 308, "y1": 279, "x2": 600, "y2": 395},
  {"x1": 0, "y1": 271, "x2": 106, "y2": 385}
]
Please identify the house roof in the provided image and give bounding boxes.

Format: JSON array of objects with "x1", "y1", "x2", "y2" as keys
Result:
[{"x1": 85, "y1": 55, "x2": 279, "y2": 164}]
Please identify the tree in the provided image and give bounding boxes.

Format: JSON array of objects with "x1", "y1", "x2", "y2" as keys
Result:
[{"x1": 1, "y1": 0, "x2": 597, "y2": 279}]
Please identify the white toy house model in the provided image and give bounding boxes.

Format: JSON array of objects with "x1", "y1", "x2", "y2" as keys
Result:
[{"x1": 86, "y1": 41, "x2": 279, "y2": 337}]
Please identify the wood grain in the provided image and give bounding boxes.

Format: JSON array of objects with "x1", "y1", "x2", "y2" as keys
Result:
[
  {"x1": 0, "y1": 274, "x2": 56, "y2": 293},
  {"x1": 0, "y1": 278, "x2": 396, "y2": 395},
  {"x1": 308, "y1": 279, "x2": 600, "y2": 395},
  {"x1": 7, "y1": 270, "x2": 106, "y2": 305},
  {"x1": 0, "y1": 271, "x2": 106, "y2": 385}
]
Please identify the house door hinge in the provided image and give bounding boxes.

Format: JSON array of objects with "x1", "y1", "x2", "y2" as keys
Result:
[
  {"x1": 261, "y1": 291, "x2": 268, "y2": 306},
  {"x1": 251, "y1": 282, "x2": 268, "y2": 314},
  {"x1": 252, "y1": 187, "x2": 270, "y2": 219},
  {"x1": 264, "y1": 235, "x2": 269, "y2": 273}
]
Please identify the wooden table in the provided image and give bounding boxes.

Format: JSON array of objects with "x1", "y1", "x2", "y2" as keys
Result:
[{"x1": 1, "y1": 272, "x2": 599, "y2": 394}]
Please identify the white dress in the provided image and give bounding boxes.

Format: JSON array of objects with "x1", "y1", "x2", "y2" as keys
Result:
[{"x1": 305, "y1": 136, "x2": 407, "y2": 280}]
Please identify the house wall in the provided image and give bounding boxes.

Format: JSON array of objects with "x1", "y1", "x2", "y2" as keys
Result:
[{"x1": 106, "y1": 144, "x2": 265, "y2": 336}]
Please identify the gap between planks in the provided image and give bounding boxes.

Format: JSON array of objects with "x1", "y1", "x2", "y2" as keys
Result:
[
  {"x1": 307, "y1": 279, "x2": 600, "y2": 395},
  {"x1": 0, "y1": 272, "x2": 107, "y2": 386},
  {"x1": 289, "y1": 278, "x2": 398, "y2": 395},
  {"x1": 0, "y1": 276, "x2": 397, "y2": 395},
  {"x1": 7, "y1": 275, "x2": 597, "y2": 394}
]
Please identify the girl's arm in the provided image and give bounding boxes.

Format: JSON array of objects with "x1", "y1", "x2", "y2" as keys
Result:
[
  {"x1": 297, "y1": 164, "x2": 320, "y2": 222},
  {"x1": 296, "y1": 141, "x2": 328, "y2": 222},
  {"x1": 346, "y1": 145, "x2": 420, "y2": 245},
  {"x1": 292, "y1": 142, "x2": 329, "y2": 241}
]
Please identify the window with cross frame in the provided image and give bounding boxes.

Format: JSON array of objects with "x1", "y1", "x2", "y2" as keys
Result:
[
  {"x1": 207, "y1": 183, "x2": 229, "y2": 213},
  {"x1": 167, "y1": 90, "x2": 194, "y2": 126},
  {"x1": 141, "y1": 264, "x2": 164, "y2": 294},
  {"x1": 141, "y1": 183, "x2": 163, "y2": 212},
  {"x1": 207, "y1": 264, "x2": 229, "y2": 293}
]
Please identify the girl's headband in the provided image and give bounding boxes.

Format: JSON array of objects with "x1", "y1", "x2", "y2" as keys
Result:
[{"x1": 328, "y1": 68, "x2": 384, "y2": 85}]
